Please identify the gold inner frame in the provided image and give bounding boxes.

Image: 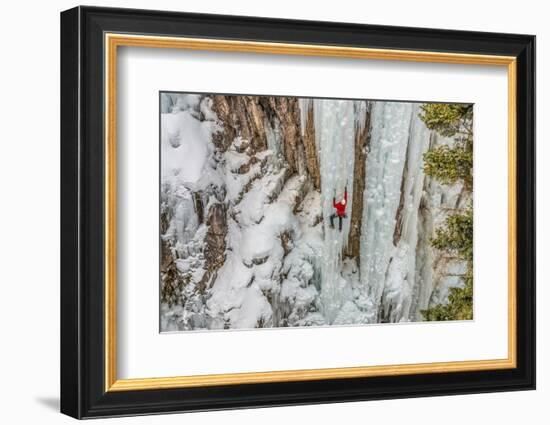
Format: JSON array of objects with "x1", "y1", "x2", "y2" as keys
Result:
[{"x1": 104, "y1": 33, "x2": 517, "y2": 392}]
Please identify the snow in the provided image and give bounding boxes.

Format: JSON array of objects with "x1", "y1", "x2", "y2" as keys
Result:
[
  {"x1": 207, "y1": 167, "x2": 307, "y2": 329},
  {"x1": 280, "y1": 190, "x2": 324, "y2": 326},
  {"x1": 160, "y1": 99, "x2": 221, "y2": 190}
]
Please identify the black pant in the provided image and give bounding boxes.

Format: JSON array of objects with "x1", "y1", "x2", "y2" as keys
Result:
[{"x1": 330, "y1": 213, "x2": 345, "y2": 231}]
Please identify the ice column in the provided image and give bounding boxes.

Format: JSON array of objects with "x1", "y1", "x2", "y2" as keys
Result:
[
  {"x1": 312, "y1": 99, "x2": 358, "y2": 323},
  {"x1": 359, "y1": 102, "x2": 414, "y2": 314}
]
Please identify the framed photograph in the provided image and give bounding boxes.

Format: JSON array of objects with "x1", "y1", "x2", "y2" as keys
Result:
[{"x1": 60, "y1": 6, "x2": 535, "y2": 419}]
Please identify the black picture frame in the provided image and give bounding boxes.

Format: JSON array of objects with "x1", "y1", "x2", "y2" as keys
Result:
[{"x1": 61, "y1": 5, "x2": 535, "y2": 419}]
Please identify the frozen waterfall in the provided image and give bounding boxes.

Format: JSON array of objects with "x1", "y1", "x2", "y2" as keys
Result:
[
  {"x1": 306, "y1": 100, "x2": 437, "y2": 324},
  {"x1": 304, "y1": 99, "x2": 368, "y2": 323}
]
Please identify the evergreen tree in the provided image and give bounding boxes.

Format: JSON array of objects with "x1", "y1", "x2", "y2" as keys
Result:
[
  {"x1": 422, "y1": 209, "x2": 473, "y2": 321},
  {"x1": 422, "y1": 269, "x2": 473, "y2": 321},
  {"x1": 423, "y1": 145, "x2": 473, "y2": 189},
  {"x1": 420, "y1": 103, "x2": 473, "y2": 189},
  {"x1": 431, "y1": 208, "x2": 473, "y2": 263},
  {"x1": 419, "y1": 103, "x2": 472, "y2": 137}
]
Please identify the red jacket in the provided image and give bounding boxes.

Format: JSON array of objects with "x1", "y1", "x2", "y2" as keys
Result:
[{"x1": 333, "y1": 189, "x2": 348, "y2": 217}]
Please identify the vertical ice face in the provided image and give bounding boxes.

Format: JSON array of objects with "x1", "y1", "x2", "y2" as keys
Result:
[
  {"x1": 359, "y1": 102, "x2": 415, "y2": 318},
  {"x1": 301, "y1": 98, "x2": 434, "y2": 325},
  {"x1": 395, "y1": 108, "x2": 432, "y2": 319},
  {"x1": 377, "y1": 105, "x2": 431, "y2": 321},
  {"x1": 356, "y1": 102, "x2": 465, "y2": 323},
  {"x1": 311, "y1": 99, "x2": 359, "y2": 323}
]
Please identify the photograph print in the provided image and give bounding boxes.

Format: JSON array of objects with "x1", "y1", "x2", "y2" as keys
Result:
[{"x1": 160, "y1": 92, "x2": 473, "y2": 332}]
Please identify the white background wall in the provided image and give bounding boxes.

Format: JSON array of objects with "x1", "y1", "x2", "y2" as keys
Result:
[{"x1": 0, "y1": 0, "x2": 544, "y2": 423}]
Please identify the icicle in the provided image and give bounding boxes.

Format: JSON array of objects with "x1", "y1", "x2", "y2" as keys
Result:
[
  {"x1": 359, "y1": 102, "x2": 414, "y2": 314},
  {"x1": 311, "y1": 99, "x2": 358, "y2": 323},
  {"x1": 264, "y1": 116, "x2": 282, "y2": 155}
]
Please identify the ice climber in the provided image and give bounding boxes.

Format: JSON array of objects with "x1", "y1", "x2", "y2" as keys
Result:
[{"x1": 330, "y1": 186, "x2": 348, "y2": 232}]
